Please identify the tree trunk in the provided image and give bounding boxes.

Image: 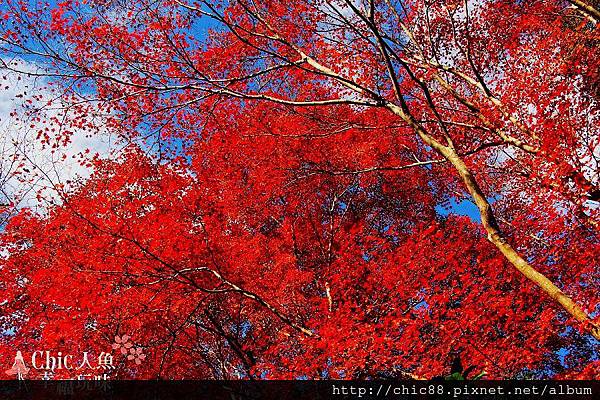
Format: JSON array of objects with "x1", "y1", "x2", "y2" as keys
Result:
[{"x1": 386, "y1": 102, "x2": 600, "y2": 341}]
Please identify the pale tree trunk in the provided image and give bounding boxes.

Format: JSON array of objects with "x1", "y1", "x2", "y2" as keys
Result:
[
  {"x1": 385, "y1": 102, "x2": 600, "y2": 341},
  {"x1": 568, "y1": 0, "x2": 600, "y2": 22},
  {"x1": 166, "y1": 0, "x2": 600, "y2": 340}
]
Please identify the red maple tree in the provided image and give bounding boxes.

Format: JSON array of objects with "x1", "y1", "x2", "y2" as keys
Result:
[{"x1": 0, "y1": 0, "x2": 598, "y2": 379}]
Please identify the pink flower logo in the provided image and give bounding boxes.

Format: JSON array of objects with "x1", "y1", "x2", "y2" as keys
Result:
[
  {"x1": 112, "y1": 335, "x2": 133, "y2": 355},
  {"x1": 127, "y1": 347, "x2": 146, "y2": 365}
]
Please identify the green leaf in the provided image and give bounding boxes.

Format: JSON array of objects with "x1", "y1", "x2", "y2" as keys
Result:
[
  {"x1": 445, "y1": 372, "x2": 465, "y2": 380},
  {"x1": 472, "y1": 371, "x2": 487, "y2": 380}
]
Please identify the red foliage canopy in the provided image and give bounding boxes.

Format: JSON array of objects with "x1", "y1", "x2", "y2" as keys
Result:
[{"x1": 0, "y1": 0, "x2": 598, "y2": 379}]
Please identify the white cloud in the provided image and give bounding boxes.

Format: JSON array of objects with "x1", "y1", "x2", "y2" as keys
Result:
[{"x1": 0, "y1": 58, "x2": 116, "y2": 214}]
